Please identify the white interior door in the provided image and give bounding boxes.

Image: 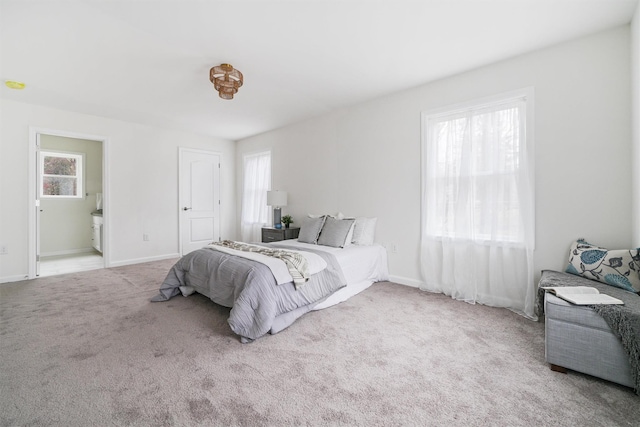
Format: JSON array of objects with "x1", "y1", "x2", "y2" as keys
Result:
[{"x1": 180, "y1": 149, "x2": 221, "y2": 255}]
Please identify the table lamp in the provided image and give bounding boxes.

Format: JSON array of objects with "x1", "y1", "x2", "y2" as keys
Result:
[{"x1": 267, "y1": 190, "x2": 288, "y2": 229}]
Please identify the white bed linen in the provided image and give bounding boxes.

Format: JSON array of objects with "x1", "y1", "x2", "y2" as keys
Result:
[
  {"x1": 312, "y1": 279, "x2": 374, "y2": 310},
  {"x1": 268, "y1": 240, "x2": 389, "y2": 309},
  {"x1": 204, "y1": 243, "x2": 327, "y2": 285}
]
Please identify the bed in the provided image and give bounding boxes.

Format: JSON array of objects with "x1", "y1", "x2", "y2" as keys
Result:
[{"x1": 151, "y1": 216, "x2": 388, "y2": 342}]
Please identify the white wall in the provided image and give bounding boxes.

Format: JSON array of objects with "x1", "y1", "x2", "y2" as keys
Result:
[
  {"x1": 0, "y1": 100, "x2": 236, "y2": 282},
  {"x1": 237, "y1": 26, "x2": 633, "y2": 286},
  {"x1": 632, "y1": 4, "x2": 640, "y2": 247},
  {"x1": 235, "y1": 114, "x2": 341, "y2": 229}
]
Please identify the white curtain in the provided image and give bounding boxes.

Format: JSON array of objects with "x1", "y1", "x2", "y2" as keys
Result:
[
  {"x1": 420, "y1": 96, "x2": 536, "y2": 319},
  {"x1": 241, "y1": 151, "x2": 271, "y2": 243}
]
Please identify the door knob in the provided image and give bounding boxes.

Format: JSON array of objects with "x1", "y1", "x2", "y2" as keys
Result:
[{"x1": 183, "y1": 207, "x2": 192, "y2": 211}]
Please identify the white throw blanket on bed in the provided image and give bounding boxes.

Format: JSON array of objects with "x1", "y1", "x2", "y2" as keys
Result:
[{"x1": 205, "y1": 241, "x2": 326, "y2": 288}]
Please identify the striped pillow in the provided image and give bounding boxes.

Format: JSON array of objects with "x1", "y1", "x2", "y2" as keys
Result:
[
  {"x1": 298, "y1": 216, "x2": 326, "y2": 244},
  {"x1": 318, "y1": 217, "x2": 355, "y2": 248}
]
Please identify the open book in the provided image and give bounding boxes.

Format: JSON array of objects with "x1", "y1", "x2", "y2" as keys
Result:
[{"x1": 542, "y1": 286, "x2": 624, "y2": 305}]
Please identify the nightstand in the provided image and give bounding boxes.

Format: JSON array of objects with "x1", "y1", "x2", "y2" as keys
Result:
[{"x1": 261, "y1": 227, "x2": 300, "y2": 243}]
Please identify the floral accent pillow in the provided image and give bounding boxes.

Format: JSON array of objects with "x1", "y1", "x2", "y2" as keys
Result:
[{"x1": 565, "y1": 239, "x2": 640, "y2": 293}]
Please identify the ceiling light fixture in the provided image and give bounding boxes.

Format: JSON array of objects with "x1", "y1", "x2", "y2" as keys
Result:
[
  {"x1": 209, "y1": 64, "x2": 243, "y2": 100},
  {"x1": 5, "y1": 80, "x2": 26, "y2": 90}
]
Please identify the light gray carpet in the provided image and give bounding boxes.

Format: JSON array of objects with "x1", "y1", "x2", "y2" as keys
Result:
[{"x1": 1, "y1": 259, "x2": 638, "y2": 426}]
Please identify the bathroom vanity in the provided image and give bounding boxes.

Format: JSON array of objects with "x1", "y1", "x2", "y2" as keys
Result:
[{"x1": 91, "y1": 210, "x2": 103, "y2": 253}]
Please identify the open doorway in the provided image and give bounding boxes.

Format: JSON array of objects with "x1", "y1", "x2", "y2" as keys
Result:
[{"x1": 29, "y1": 129, "x2": 109, "y2": 278}]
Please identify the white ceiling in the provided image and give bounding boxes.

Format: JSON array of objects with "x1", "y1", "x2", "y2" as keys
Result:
[{"x1": 1, "y1": 0, "x2": 638, "y2": 141}]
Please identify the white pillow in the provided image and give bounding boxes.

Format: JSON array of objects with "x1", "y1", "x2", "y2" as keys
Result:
[
  {"x1": 309, "y1": 213, "x2": 344, "y2": 219},
  {"x1": 343, "y1": 221, "x2": 355, "y2": 246},
  {"x1": 351, "y1": 217, "x2": 377, "y2": 245}
]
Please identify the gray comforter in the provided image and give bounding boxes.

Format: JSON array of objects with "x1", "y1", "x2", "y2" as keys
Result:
[{"x1": 151, "y1": 244, "x2": 346, "y2": 342}]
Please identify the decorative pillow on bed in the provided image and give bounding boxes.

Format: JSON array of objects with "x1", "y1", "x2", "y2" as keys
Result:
[
  {"x1": 351, "y1": 217, "x2": 377, "y2": 245},
  {"x1": 331, "y1": 212, "x2": 356, "y2": 246},
  {"x1": 298, "y1": 216, "x2": 326, "y2": 244},
  {"x1": 318, "y1": 217, "x2": 356, "y2": 248},
  {"x1": 565, "y1": 239, "x2": 640, "y2": 293}
]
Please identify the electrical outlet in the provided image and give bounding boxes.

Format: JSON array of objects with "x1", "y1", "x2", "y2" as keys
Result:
[
  {"x1": 143, "y1": 234, "x2": 149, "y2": 241},
  {"x1": 391, "y1": 244, "x2": 398, "y2": 254},
  {"x1": 0, "y1": 243, "x2": 7, "y2": 255}
]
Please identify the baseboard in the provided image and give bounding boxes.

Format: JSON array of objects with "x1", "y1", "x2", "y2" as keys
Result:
[
  {"x1": 6, "y1": 259, "x2": 414, "y2": 286},
  {"x1": 108, "y1": 253, "x2": 180, "y2": 268},
  {"x1": 1, "y1": 253, "x2": 180, "y2": 284},
  {"x1": 0, "y1": 274, "x2": 31, "y2": 284},
  {"x1": 41, "y1": 248, "x2": 96, "y2": 258},
  {"x1": 388, "y1": 275, "x2": 423, "y2": 288}
]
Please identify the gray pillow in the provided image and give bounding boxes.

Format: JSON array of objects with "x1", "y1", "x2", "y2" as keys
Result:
[
  {"x1": 298, "y1": 216, "x2": 326, "y2": 244},
  {"x1": 318, "y1": 217, "x2": 355, "y2": 248}
]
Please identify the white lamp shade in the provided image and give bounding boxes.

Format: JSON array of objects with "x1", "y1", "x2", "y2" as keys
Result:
[{"x1": 267, "y1": 190, "x2": 287, "y2": 207}]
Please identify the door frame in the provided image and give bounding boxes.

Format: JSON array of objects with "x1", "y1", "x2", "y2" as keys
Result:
[
  {"x1": 178, "y1": 147, "x2": 222, "y2": 256},
  {"x1": 28, "y1": 127, "x2": 110, "y2": 279}
]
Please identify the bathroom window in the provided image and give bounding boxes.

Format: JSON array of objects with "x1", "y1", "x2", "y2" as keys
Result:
[{"x1": 40, "y1": 151, "x2": 84, "y2": 199}]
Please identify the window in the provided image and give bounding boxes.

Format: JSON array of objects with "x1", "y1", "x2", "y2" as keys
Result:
[
  {"x1": 420, "y1": 90, "x2": 536, "y2": 319},
  {"x1": 40, "y1": 151, "x2": 84, "y2": 199},
  {"x1": 240, "y1": 151, "x2": 271, "y2": 242},
  {"x1": 422, "y1": 94, "x2": 531, "y2": 244}
]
